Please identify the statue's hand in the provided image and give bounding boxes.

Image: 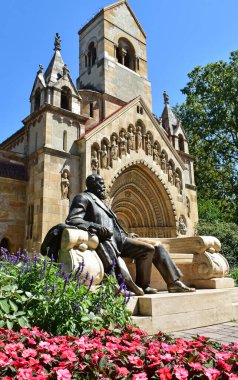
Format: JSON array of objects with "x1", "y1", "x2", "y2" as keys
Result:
[
  {"x1": 88, "y1": 225, "x2": 113, "y2": 240},
  {"x1": 128, "y1": 233, "x2": 139, "y2": 238}
]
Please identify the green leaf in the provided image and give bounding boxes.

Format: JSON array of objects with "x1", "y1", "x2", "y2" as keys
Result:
[
  {"x1": 0, "y1": 299, "x2": 10, "y2": 313},
  {"x1": 9, "y1": 300, "x2": 18, "y2": 312},
  {"x1": 25, "y1": 292, "x2": 33, "y2": 298},
  {"x1": 17, "y1": 316, "x2": 29, "y2": 328},
  {"x1": 81, "y1": 316, "x2": 90, "y2": 322},
  {"x1": 0, "y1": 320, "x2": 5, "y2": 327},
  {"x1": 6, "y1": 319, "x2": 13, "y2": 330},
  {"x1": 15, "y1": 311, "x2": 26, "y2": 317}
]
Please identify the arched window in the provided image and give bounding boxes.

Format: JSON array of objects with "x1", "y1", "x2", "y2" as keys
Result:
[
  {"x1": 61, "y1": 86, "x2": 71, "y2": 111},
  {"x1": 63, "y1": 130, "x2": 67, "y2": 151},
  {"x1": 178, "y1": 134, "x2": 185, "y2": 152},
  {"x1": 34, "y1": 88, "x2": 41, "y2": 111},
  {"x1": 116, "y1": 38, "x2": 135, "y2": 71},
  {"x1": 88, "y1": 42, "x2": 97, "y2": 66},
  {"x1": 90, "y1": 102, "x2": 94, "y2": 117},
  {"x1": 0, "y1": 238, "x2": 9, "y2": 251}
]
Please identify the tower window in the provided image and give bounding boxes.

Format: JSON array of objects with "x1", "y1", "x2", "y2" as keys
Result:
[
  {"x1": 34, "y1": 88, "x2": 41, "y2": 111},
  {"x1": 63, "y1": 130, "x2": 67, "y2": 151},
  {"x1": 61, "y1": 86, "x2": 71, "y2": 111},
  {"x1": 178, "y1": 134, "x2": 185, "y2": 152},
  {"x1": 27, "y1": 204, "x2": 34, "y2": 240},
  {"x1": 116, "y1": 38, "x2": 135, "y2": 71},
  {"x1": 90, "y1": 102, "x2": 94, "y2": 118},
  {"x1": 87, "y1": 42, "x2": 97, "y2": 67}
]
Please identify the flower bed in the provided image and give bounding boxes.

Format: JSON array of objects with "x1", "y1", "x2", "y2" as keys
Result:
[{"x1": 0, "y1": 325, "x2": 238, "y2": 379}]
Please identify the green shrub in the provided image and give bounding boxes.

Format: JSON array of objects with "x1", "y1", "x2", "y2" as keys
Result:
[
  {"x1": 196, "y1": 221, "x2": 238, "y2": 269},
  {"x1": 0, "y1": 251, "x2": 133, "y2": 336}
]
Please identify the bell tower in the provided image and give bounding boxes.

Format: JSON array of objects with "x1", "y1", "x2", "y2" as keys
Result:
[{"x1": 78, "y1": 0, "x2": 152, "y2": 110}]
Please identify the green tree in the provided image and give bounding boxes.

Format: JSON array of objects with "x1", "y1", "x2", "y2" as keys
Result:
[{"x1": 176, "y1": 51, "x2": 238, "y2": 222}]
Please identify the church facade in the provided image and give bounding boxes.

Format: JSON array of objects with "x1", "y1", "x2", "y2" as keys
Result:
[{"x1": 0, "y1": 0, "x2": 198, "y2": 253}]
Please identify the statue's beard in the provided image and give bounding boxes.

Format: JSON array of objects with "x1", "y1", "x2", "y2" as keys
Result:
[{"x1": 96, "y1": 189, "x2": 106, "y2": 200}]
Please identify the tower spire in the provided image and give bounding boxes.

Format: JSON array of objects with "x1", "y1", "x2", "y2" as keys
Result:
[
  {"x1": 54, "y1": 33, "x2": 61, "y2": 51},
  {"x1": 163, "y1": 91, "x2": 169, "y2": 105}
]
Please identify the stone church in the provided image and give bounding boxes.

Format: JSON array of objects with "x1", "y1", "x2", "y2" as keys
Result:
[{"x1": 0, "y1": 0, "x2": 198, "y2": 253}]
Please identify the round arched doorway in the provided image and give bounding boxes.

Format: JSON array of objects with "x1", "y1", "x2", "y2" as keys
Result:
[{"x1": 108, "y1": 163, "x2": 177, "y2": 238}]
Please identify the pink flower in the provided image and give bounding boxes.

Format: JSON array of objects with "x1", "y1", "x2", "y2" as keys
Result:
[
  {"x1": 215, "y1": 352, "x2": 232, "y2": 361},
  {"x1": 174, "y1": 365, "x2": 188, "y2": 380},
  {"x1": 61, "y1": 349, "x2": 77, "y2": 362},
  {"x1": 188, "y1": 362, "x2": 202, "y2": 371},
  {"x1": 56, "y1": 368, "x2": 72, "y2": 380},
  {"x1": 157, "y1": 366, "x2": 172, "y2": 380},
  {"x1": 132, "y1": 372, "x2": 148, "y2": 380},
  {"x1": 128, "y1": 355, "x2": 144, "y2": 367},
  {"x1": 204, "y1": 368, "x2": 220, "y2": 380},
  {"x1": 161, "y1": 353, "x2": 173, "y2": 362},
  {"x1": 227, "y1": 374, "x2": 238, "y2": 380},
  {"x1": 17, "y1": 368, "x2": 33, "y2": 380},
  {"x1": 22, "y1": 348, "x2": 37, "y2": 358},
  {"x1": 114, "y1": 365, "x2": 130, "y2": 376},
  {"x1": 41, "y1": 353, "x2": 53, "y2": 364}
]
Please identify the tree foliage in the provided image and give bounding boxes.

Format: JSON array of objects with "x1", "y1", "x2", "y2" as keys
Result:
[{"x1": 176, "y1": 51, "x2": 238, "y2": 222}]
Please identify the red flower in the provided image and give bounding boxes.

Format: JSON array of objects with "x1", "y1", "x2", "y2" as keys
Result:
[
  {"x1": 217, "y1": 359, "x2": 232, "y2": 372},
  {"x1": 0, "y1": 352, "x2": 12, "y2": 367},
  {"x1": 114, "y1": 365, "x2": 130, "y2": 376},
  {"x1": 204, "y1": 368, "x2": 220, "y2": 380},
  {"x1": 157, "y1": 366, "x2": 172, "y2": 380}
]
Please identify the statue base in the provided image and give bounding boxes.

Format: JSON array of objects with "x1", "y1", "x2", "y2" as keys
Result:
[{"x1": 128, "y1": 287, "x2": 238, "y2": 334}]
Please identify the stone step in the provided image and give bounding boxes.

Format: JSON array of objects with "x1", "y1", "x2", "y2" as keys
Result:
[
  {"x1": 129, "y1": 288, "x2": 236, "y2": 334},
  {"x1": 232, "y1": 302, "x2": 238, "y2": 320}
]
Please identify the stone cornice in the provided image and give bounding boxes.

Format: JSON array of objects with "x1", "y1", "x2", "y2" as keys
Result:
[{"x1": 22, "y1": 104, "x2": 88, "y2": 126}]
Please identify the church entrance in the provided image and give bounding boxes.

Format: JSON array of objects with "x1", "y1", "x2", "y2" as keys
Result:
[{"x1": 108, "y1": 163, "x2": 177, "y2": 238}]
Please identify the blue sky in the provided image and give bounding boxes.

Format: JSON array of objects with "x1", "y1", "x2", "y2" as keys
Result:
[{"x1": 1, "y1": 0, "x2": 238, "y2": 143}]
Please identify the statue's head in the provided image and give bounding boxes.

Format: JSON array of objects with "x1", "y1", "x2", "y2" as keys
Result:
[{"x1": 86, "y1": 174, "x2": 106, "y2": 200}]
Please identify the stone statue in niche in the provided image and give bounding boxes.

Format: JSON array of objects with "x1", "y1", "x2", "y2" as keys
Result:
[
  {"x1": 161, "y1": 152, "x2": 167, "y2": 171},
  {"x1": 119, "y1": 131, "x2": 127, "y2": 156},
  {"x1": 153, "y1": 144, "x2": 160, "y2": 165},
  {"x1": 168, "y1": 164, "x2": 174, "y2": 184},
  {"x1": 146, "y1": 135, "x2": 152, "y2": 155},
  {"x1": 127, "y1": 126, "x2": 135, "y2": 152},
  {"x1": 175, "y1": 172, "x2": 182, "y2": 193},
  {"x1": 91, "y1": 150, "x2": 99, "y2": 174},
  {"x1": 110, "y1": 135, "x2": 118, "y2": 160},
  {"x1": 61, "y1": 171, "x2": 70, "y2": 200},
  {"x1": 178, "y1": 216, "x2": 187, "y2": 235},
  {"x1": 136, "y1": 126, "x2": 143, "y2": 151},
  {"x1": 101, "y1": 145, "x2": 109, "y2": 169}
]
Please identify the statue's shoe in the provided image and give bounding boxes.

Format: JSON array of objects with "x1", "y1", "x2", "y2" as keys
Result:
[
  {"x1": 143, "y1": 286, "x2": 158, "y2": 294},
  {"x1": 124, "y1": 279, "x2": 144, "y2": 296},
  {"x1": 168, "y1": 280, "x2": 196, "y2": 293}
]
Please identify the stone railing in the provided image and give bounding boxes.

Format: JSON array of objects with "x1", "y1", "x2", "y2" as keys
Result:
[{"x1": 58, "y1": 229, "x2": 234, "y2": 290}]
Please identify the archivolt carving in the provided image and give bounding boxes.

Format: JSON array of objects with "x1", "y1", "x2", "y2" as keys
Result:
[
  {"x1": 90, "y1": 123, "x2": 183, "y2": 194},
  {"x1": 107, "y1": 162, "x2": 177, "y2": 237}
]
